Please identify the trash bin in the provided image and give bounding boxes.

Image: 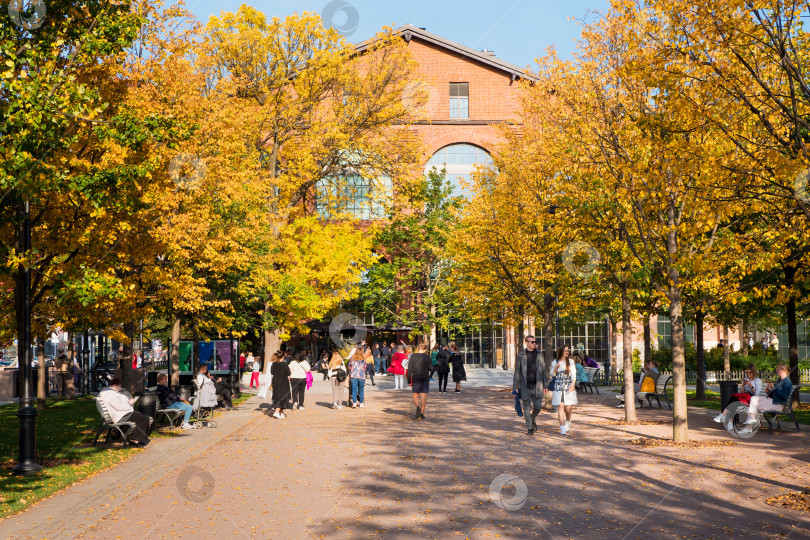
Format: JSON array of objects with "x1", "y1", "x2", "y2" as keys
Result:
[
  {"x1": 719, "y1": 380, "x2": 739, "y2": 411},
  {"x1": 179, "y1": 385, "x2": 192, "y2": 402},
  {"x1": 138, "y1": 391, "x2": 158, "y2": 433},
  {"x1": 230, "y1": 372, "x2": 241, "y2": 397}
]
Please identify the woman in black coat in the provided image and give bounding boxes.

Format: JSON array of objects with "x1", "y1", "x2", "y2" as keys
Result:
[
  {"x1": 449, "y1": 342, "x2": 466, "y2": 393},
  {"x1": 435, "y1": 345, "x2": 451, "y2": 393}
]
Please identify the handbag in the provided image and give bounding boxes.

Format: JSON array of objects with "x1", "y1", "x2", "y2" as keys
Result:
[
  {"x1": 548, "y1": 377, "x2": 557, "y2": 392},
  {"x1": 305, "y1": 371, "x2": 313, "y2": 390}
]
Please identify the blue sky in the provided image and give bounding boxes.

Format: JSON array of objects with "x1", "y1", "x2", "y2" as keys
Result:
[{"x1": 185, "y1": 0, "x2": 610, "y2": 69}]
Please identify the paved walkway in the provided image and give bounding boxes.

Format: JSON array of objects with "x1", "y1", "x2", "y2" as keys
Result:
[{"x1": 1, "y1": 370, "x2": 808, "y2": 539}]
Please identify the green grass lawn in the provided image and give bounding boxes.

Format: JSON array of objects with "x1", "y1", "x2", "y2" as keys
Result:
[{"x1": 0, "y1": 397, "x2": 142, "y2": 519}]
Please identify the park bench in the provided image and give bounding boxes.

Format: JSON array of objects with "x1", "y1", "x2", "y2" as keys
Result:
[
  {"x1": 578, "y1": 367, "x2": 600, "y2": 394},
  {"x1": 92, "y1": 398, "x2": 136, "y2": 446},
  {"x1": 156, "y1": 405, "x2": 186, "y2": 430},
  {"x1": 763, "y1": 385, "x2": 802, "y2": 434},
  {"x1": 637, "y1": 375, "x2": 672, "y2": 410}
]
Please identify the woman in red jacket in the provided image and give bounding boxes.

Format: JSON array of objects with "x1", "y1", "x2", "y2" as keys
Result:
[{"x1": 387, "y1": 345, "x2": 406, "y2": 390}]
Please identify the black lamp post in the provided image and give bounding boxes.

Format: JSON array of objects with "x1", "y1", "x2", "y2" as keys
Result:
[
  {"x1": 82, "y1": 330, "x2": 90, "y2": 385},
  {"x1": 13, "y1": 200, "x2": 41, "y2": 476}
]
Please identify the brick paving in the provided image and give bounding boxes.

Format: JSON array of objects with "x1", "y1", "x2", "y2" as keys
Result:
[{"x1": 1, "y1": 370, "x2": 809, "y2": 539}]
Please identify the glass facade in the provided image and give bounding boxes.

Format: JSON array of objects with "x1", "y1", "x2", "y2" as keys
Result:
[
  {"x1": 777, "y1": 320, "x2": 810, "y2": 360},
  {"x1": 657, "y1": 316, "x2": 694, "y2": 349},
  {"x1": 426, "y1": 143, "x2": 494, "y2": 198},
  {"x1": 315, "y1": 175, "x2": 392, "y2": 220},
  {"x1": 437, "y1": 322, "x2": 507, "y2": 368},
  {"x1": 557, "y1": 320, "x2": 609, "y2": 364}
]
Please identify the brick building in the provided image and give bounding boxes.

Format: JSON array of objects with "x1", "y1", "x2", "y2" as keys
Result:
[{"x1": 307, "y1": 25, "x2": 783, "y2": 372}]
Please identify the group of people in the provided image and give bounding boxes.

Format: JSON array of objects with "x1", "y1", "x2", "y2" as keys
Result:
[
  {"x1": 713, "y1": 363, "x2": 793, "y2": 434},
  {"x1": 386, "y1": 342, "x2": 467, "y2": 392}
]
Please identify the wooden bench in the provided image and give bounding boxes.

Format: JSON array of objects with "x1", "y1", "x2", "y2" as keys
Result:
[
  {"x1": 578, "y1": 367, "x2": 600, "y2": 394},
  {"x1": 763, "y1": 385, "x2": 802, "y2": 434},
  {"x1": 637, "y1": 375, "x2": 672, "y2": 410},
  {"x1": 92, "y1": 398, "x2": 136, "y2": 446}
]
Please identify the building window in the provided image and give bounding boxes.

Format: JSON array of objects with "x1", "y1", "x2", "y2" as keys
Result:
[
  {"x1": 449, "y1": 82, "x2": 469, "y2": 119},
  {"x1": 426, "y1": 143, "x2": 493, "y2": 197},
  {"x1": 315, "y1": 175, "x2": 391, "y2": 220},
  {"x1": 657, "y1": 317, "x2": 672, "y2": 349}
]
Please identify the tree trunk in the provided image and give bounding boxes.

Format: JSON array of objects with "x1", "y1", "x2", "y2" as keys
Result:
[
  {"x1": 722, "y1": 325, "x2": 730, "y2": 375},
  {"x1": 785, "y1": 265, "x2": 800, "y2": 408},
  {"x1": 171, "y1": 314, "x2": 181, "y2": 387},
  {"x1": 695, "y1": 310, "x2": 706, "y2": 401},
  {"x1": 610, "y1": 312, "x2": 618, "y2": 383},
  {"x1": 643, "y1": 314, "x2": 652, "y2": 365},
  {"x1": 621, "y1": 281, "x2": 637, "y2": 422},
  {"x1": 36, "y1": 338, "x2": 46, "y2": 409},
  {"x1": 192, "y1": 317, "x2": 200, "y2": 375},
  {"x1": 122, "y1": 321, "x2": 135, "y2": 393},
  {"x1": 667, "y1": 210, "x2": 688, "y2": 442},
  {"x1": 740, "y1": 318, "x2": 749, "y2": 356},
  {"x1": 66, "y1": 333, "x2": 76, "y2": 398},
  {"x1": 543, "y1": 293, "x2": 555, "y2": 409}
]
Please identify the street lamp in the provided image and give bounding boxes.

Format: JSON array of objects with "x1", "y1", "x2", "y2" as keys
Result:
[{"x1": 13, "y1": 199, "x2": 41, "y2": 476}]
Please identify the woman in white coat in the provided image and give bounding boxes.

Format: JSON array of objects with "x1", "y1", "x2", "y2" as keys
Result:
[{"x1": 549, "y1": 345, "x2": 578, "y2": 435}]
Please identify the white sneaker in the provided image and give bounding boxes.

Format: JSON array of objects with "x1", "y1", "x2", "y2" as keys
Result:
[
  {"x1": 744, "y1": 418, "x2": 758, "y2": 425},
  {"x1": 279, "y1": 413, "x2": 286, "y2": 418},
  {"x1": 272, "y1": 411, "x2": 281, "y2": 419},
  {"x1": 565, "y1": 421, "x2": 571, "y2": 432},
  {"x1": 739, "y1": 426, "x2": 753, "y2": 435},
  {"x1": 560, "y1": 425, "x2": 567, "y2": 434},
  {"x1": 181, "y1": 422, "x2": 193, "y2": 430},
  {"x1": 337, "y1": 405, "x2": 343, "y2": 409},
  {"x1": 359, "y1": 403, "x2": 365, "y2": 408},
  {"x1": 332, "y1": 403, "x2": 338, "y2": 409},
  {"x1": 713, "y1": 414, "x2": 725, "y2": 423},
  {"x1": 298, "y1": 406, "x2": 305, "y2": 410}
]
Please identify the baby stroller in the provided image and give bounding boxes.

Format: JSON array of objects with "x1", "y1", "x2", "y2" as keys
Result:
[{"x1": 191, "y1": 375, "x2": 219, "y2": 428}]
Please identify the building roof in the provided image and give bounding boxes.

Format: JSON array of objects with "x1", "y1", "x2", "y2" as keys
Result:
[{"x1": 353, "y1": 24, "x2": 539, "y2": 82}]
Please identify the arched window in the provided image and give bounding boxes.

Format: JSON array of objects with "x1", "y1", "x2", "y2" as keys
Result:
[
  {"x1": 315, "y1": 174, "x2": 392, "y2": 220},
  {"x1": 425, "y1": 143, "x2": 494, "y2": 196}
]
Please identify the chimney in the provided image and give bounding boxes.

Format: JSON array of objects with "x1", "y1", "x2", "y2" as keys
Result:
[{"x1": 481, "y1": 49, "x2": 496, "y2": 56}]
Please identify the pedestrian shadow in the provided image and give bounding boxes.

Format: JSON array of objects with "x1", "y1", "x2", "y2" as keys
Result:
[{"x1": 314, "y1": 401, "x2": 336, "y2": 409}]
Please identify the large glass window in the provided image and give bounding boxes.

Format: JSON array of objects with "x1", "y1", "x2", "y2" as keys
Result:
[
  {"x1": 657, "y1": 317, "x2": 672, "y2": 349},
  {"x1": 315, "y1": 175, "x2": 392, "y2": 220},
  {"x1": 449, "y1": 82, "x2": 469, "y2": 119},
  {"x1": 426, "y1": 143, "x2": 494, "y2": 197}
]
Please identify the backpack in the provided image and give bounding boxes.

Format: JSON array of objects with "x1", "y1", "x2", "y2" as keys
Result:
[{"x1": 334, "y1": 366, "x2": 347, "y2": 383}]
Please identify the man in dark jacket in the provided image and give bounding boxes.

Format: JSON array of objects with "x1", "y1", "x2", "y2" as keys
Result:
[
  {"x1": 156, "y1": 373, "x2": 193, "y2": 429},
  {"x1": 513, "y1": 335, "x2": 548, "y2": 436}
]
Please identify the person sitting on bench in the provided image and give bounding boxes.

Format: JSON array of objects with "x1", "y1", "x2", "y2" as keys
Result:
[
  {"x1": 156, "y1": 374, "x2": 193, "y2": 429},
  {"x1": 213, "y1": 376, "x2": 235, "y2": 410},
  {"x1": 99, "y1": 377, "x2": 151, "y2": 446},
  {"x1": 713, "y1": 365, "x2": 762, "y2": 424},
  {"x1": 616, "y1": 360, "x2": 659, "y2": 407},
  {"x1": 739, "y1": 363, "x2": 793, "y2": 435}
]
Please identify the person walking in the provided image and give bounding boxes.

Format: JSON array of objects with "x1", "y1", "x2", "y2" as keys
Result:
[
  {"x1": 373, "y1": 344, "x2": 382, "y2": 377},
  {"x1": 513, "y1": 335, "x2": 548, "y2": 436},
  {"x1": 364, "y1": 346, "x2": 376, "y2": 386},
  {"x1": 388, "y1": 345, "x2": 407, "y2": 390},
  {"x1": 379, "y1": 342, "x2": 389, "y2": 375},
  {"x1": 289, "y1": 351, "x2": 311, "y2": 410},
  {"x1": 348, "y1": 350, "x2": 367, "y2": 407},
  {"x1": 248, "y1": 352, "x2": 260, "y2": 389},
  {"x1": 550, "y1": 345, "x2": 577, "y2": 434},
  {"x1": 436, "y1": 345, "x2": 451, "y2": 392},
  {"x1": 409, "y1": 343, "x2": 432, "y2": 419},
  {"x1": 270, "y1": 353, "x2": 292, "y2": 419},
  {"x1": 327, "y1": 352, "x2": 347, "y2": 409},
  {"x1": 450, "y1": 342, "x2": 466, "y2": 393},
  {"x1": 429, "y1": 344, "x2": 439, "y2": 381}
]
